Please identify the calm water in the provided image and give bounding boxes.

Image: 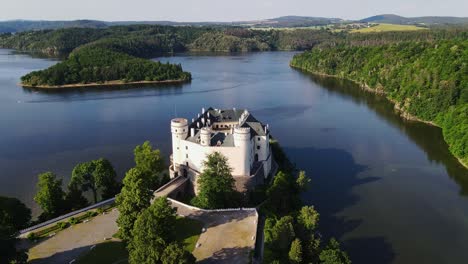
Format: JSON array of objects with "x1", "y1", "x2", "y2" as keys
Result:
[{"x1": 1, "y1": 49, "x2": 467, "y2": 263}]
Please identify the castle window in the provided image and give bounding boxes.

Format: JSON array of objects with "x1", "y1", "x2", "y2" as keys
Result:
[
  {"x1": 257, "y1": 146, "x2": 260, "y2": 150},
  {"x1": 186, "y1": 154, "x2": 188, "y2": 158},
  {"x1": 186, "y1": 162, "x2": 189, "y2": 167},
  {"x1": 185, "y1": 146, "x2": 188, "y2": 150},
  {"x1": 257, "y1": 137, "x2": 260, "y2": 141}
]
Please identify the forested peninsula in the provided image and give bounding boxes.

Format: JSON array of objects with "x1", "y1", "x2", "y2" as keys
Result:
[{"x1": 290, "y1": 38, "x2": 468, "y2": 167}]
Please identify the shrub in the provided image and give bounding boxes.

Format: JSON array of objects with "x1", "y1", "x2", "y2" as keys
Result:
[
  {"x1": 69, "y1": 217, "x2": 79, "y2": 225},
  {"x1": 27, "y1": 232, "x2": 38, "y2": 241},
  {"x1": 57, "y1": 221, "x2": 69, "y2": 230}
]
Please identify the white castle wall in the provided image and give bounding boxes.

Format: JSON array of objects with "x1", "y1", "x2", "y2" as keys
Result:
[{"x1": 170, "y1": 111, "x2": 273, "y2": 193}]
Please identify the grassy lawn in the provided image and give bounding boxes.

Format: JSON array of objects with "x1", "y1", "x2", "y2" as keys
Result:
[
  {"x1": 351, "y1": 23, "x2": 427, "y2": 33},
  {"x1": 174, "y1": 217, "x2": 204, "y2": 252},
  {"x1": 76, "y1": 217, "x2": 202, "y2": 263},
  {"x1": 76, "y1": 241, "x2": 128, "y2": 264}
]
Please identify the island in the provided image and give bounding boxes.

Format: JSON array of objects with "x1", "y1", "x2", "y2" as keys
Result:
[{"x1": 20, "y1": 46, "x2": 191, "y2": 88}]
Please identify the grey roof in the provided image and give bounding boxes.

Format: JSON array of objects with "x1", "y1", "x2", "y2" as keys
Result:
[{"x1": 185, "y1": 107, "x2": 268, "y2": 146}]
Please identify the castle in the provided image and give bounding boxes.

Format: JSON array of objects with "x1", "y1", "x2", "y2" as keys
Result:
[{"x1": 169, "y1": 107, "x2": 274, "y2": 192}]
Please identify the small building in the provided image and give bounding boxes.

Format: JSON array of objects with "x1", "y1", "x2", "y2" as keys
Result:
[{"x1": 170, "y1": 107, "x2": 274, "y2": 193}]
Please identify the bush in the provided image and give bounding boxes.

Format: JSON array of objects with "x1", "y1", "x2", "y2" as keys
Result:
[
  {"x1": 57, "y1": 221, "x2": 69, "y2": 230},
  {"x1": 86, "y1": 211, "x2": 98, "y2": 218},
  {"x1": 27, "y1": 232, "x2": 38, "y2": 241},
  {"x1": 69, "y1": 217, "x2": 79, "y2": 225}
]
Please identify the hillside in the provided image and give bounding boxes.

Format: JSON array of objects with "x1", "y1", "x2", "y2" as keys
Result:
[
  {"x1": 0, "y1": 25, "x2": 340, "y2": 56},
  {"x1": 290, "y1": 39, "x2": 468, "y2": 167},
  {"x1": 361, "y1": 14, "x2": 468, "y2": 25},
  {"x1": 0, "y1": 20, "x2": 107, "y2": 33}
]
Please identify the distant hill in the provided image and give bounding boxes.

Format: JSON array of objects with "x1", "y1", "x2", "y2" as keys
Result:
[
  {"x1": 0, "y1": 14, "x2": 466, "y2": 33},
  {"x1": 0, "y1": 20, "x2": 107, "y2": 33},
  {"x1": 361, "y1": 14, "x2": 468, "y2": 25},
  {"x1": 241, "y1": 16, "x2": 343, "y2": 27},
  {"x1": 0, "y1": 16, "x2": 342, "y2": 33}
]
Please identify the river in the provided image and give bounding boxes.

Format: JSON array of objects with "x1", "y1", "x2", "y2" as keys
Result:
[{"x1": 0, "y1": 49, "x2": 467, "y2": 264}]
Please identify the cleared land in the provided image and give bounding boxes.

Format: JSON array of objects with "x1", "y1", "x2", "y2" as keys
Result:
[
  {"x1": 26, "y1": 209, "x2": 120, "y2": 264},
  {"x1": 351, "y1": 23, "x2": 427, "y2": 33}
]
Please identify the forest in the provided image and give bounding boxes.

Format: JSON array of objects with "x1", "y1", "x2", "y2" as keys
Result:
[
  {"x1": 20, "y1": 46, "x2": 191, "y2": 87},
  {"x1": 291, "y1": 38, "x2": 467, "y2": 167}
]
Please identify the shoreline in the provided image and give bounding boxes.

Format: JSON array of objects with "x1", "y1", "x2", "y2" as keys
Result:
[
  {"x1": 20, "y1": 79, "x2": 190, "y2": 89},
  {"x1": 290, "y1": 64, "x2": 468, "y2": 169}
]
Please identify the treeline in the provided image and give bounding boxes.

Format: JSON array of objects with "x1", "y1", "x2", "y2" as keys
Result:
[
  {"x1": 0, "y1": 25, "x2": 341, "y2": 55},
  {"x1": 1, "y1": 25, "x2": 467, "y2": 57},
  {"x1": 291, "y1": 39, "x2": 468, "y2": 166},
  {"x1": 20, "y1": 46, "x2": 191, "y2": 86}
]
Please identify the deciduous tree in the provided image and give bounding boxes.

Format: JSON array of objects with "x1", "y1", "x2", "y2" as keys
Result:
[
  {"x1": 70, "y1": 158, "x2": 119, "y2": 203},
  {"x1": 319, "y1": 238, "x2": 352, "y2": 264},
  {"x1": 192, "y1": 152, "x2": 237, "y2": 209},
  {"x1": 34, "y1": 172, "x2": 65, "y2": 219},
  {"x1": 128, "y1": 197, "x2": 177, "y2": 264},
  {"x1": 161, "y1": 242, "x2": 196, "y2": 264},
  {"x1": 116, "y1": 168, "x2": 153, "y2": 242},
  {"x1": 289, "y1": 238, "x2": 303, "y2": 264},
  {"x1": 134, "y1": 141, "x2": 166, "y2": 188},
  {"x1": 0, "y1": 196, "x2": 31, "y2": 264}
]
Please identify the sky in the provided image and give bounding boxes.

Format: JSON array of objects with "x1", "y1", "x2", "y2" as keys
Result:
[{"x1": 1, "y1": 0, "x2": 467, "y2": 21}]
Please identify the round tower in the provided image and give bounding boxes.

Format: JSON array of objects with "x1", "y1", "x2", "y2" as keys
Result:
[
  {"x1": 200, "y1": 127, "x2": 211, "y2": 147},
  {"x1": 234, "y1": 126, "x2": 251, "y2": 176},
  {"x1": 171, "y1": 118, "x2": 188, "y2": 170}
]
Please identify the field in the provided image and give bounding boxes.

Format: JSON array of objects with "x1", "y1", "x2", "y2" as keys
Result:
[{"x1": 351, "y1": 23, "x2": 427, "y2": 33}]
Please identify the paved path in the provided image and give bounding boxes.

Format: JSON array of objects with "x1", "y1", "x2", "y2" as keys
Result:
[
  {"x1": 169, "y1": 200, "x2": 258, "y2": 264},
  {"x1": 25, "y1": 209, "x2": 119, "y2": 264}
]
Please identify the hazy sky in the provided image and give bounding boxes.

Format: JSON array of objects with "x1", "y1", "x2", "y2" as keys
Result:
[{"x1": 2, "y1": 0, "x2": 467, "y2": 21}]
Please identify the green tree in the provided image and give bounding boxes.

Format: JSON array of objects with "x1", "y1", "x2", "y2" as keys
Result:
[
  {"x1": 134, "y1": 141, "x2": 166, "y2": 188},
  {"x1": 116, "y1": 168, "x2": 153, "y2": 242},
  {"x1": 192, "y1": 152, "x2": 237, "y2": 209},
  {"x1": 296, "y1": 171, "x2": 311, "y2": 192},
  {"x1": 289, "y1": 238, "x2": 303, "y2": 264},
  {"x1": 298, "y1": 206, "x2": 320, "y2": 232},
  {"x1": 70, "y1": 158, "x2": 119, "y2": 204},
  {"x1": 64, "y1": 182, "x2": 89, "y2": 211},
  {"x1": 319, "y1": 238, "x2": 352, "y2": 264},
  {"x1": 34, "y1": 172, "x2": 65, "y2": 219},
  {"x1": 0, "y1": 196, "x2": 31, "y2": 263},
  {"x1": 264, "y1": 215, "x2": 296, "y2": 259},
  {"x1": 161, "y1": 242, "x2": 196, "y2": 264},
  {"x1": 128, "y1": 197, "x2": 177, "y2": 264},
  {"x1": 266, "y1": 171, "x2": 301, "y2": 215}
]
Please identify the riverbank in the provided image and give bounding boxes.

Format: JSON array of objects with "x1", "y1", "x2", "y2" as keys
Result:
[
  {"x1": 290, "y1": 65, "x2": 468, "y2": 169},
  {"x1": 20, "y1": 79, "x2": 190, "y2": 89}
]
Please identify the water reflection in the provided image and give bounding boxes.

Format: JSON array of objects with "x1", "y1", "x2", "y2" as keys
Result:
[{"x1": 305, "y1": 73, "x2": 468, "y2": 196}]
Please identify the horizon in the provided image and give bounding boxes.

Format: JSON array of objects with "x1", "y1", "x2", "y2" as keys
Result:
[
  {"x1": 1, "y1": 13, "x2": 468, "y2": 23},
  {"x1": 2, "y1": 0, "x2": 468, "y2": 22}
]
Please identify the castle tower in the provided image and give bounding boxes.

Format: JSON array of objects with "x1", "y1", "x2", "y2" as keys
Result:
[
  {"x1": 234, "y1": 126, "x2": 251, "y2": 176},
  {"x1": 171, "y1": 118, "x2": 188, "y2": 169},
  {"x1": 200, "y1": 127, "x2": 211, "y2": 147}
]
